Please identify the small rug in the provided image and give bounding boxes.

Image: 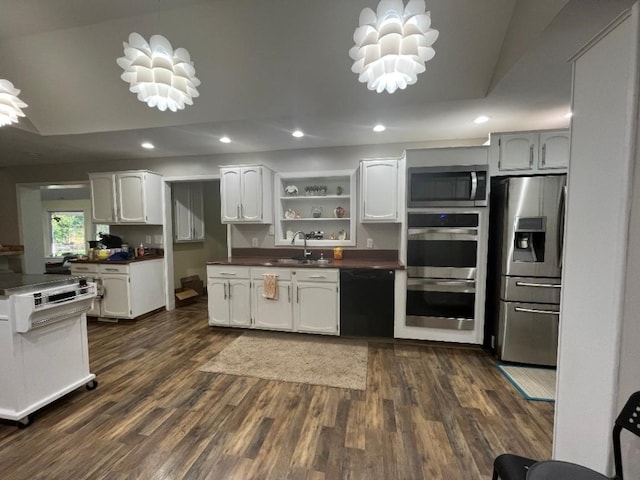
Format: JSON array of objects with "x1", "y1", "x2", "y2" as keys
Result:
[
  {"x1": 497, "y1": 364, "x2": 556, "y2": 402},
  {"x1": 199, "y1": 331, "x2": 368, "y2": 390}
]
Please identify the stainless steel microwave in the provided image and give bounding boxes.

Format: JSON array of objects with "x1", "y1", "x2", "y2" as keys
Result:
[{"x1": 407, "y1": 165, "x2": 488, "y2": 207}]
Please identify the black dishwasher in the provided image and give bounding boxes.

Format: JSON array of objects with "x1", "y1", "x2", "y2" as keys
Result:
[{"x1": 340, "y1": 269, "x2": 395, "y2": 338}]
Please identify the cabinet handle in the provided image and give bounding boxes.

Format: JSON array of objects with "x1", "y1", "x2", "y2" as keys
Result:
[
  {"x1": 228, "y1": 282, "x2": 232, "y2": 299},
  {"x1": 104, "y1": 268, "x2": 120, "y2": 272},
  {"x1": 529, "y1": 144, "x2": 534, "y2": 167},
  {"x1": 219, "y1": 272, "x2": 237, "y2": 276},
  {"x1": 223, "y1": 283, "x2": 227, "y2": 300},
  {"x1": 237, "y1": 205, "x2": 240, "y2": 219},
  {"x1": 240, "y1": 203, "x2": 244, "y2": 219},
  {"x1": 309, "y1": 275, "x2": 326, "y2": 279},
  {"x1": 541, "y1": 143, "x2": 547, "y2": 166},
  {"x1": 288, "y1": 285, "x2": 291, "y2": 303},
  {"x1": 296, "y1": 286, "x2": 299, "y2": 303}
]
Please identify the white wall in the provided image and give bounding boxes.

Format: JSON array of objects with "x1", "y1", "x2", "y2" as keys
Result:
[{"x1": 554, "y1": 4, "x2": 639, "y2": 474}]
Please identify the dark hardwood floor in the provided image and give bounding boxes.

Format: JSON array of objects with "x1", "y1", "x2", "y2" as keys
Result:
[{"x1": 0, "y1": 299, "x2": 554, "y2": 479}]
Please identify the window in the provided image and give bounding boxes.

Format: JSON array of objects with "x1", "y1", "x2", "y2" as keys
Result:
[
  {"x1": 49, "y1": 211, "x2": 85, "y2": 257},
  {"x1": 94, "y1": 224, "x2": 110, "y2": 240}
]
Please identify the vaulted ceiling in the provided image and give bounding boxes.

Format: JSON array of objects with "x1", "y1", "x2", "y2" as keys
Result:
[{"x1": 0, "y1": 0, "x2": 633, "y2": 166}]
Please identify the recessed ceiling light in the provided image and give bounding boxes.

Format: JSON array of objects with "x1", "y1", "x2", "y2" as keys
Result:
[
  {"x1": 564, "y1": 112, "x2": 573, "y2": 118},
  {"x1": 292, "y1": 130, "x2": 304, "y2": 138},
  {"x1": 141, "y1": 142, "x2": 154, "y2": 149},
  {"x1": 473, "y1": 115, "x2": 490, "y2": 124},
  {"x1": 220, "y1": 136, "x2": 231, "y2": 143},
  {"x1": 373, "y1": 124, "x2": 386, "y2": 132}
]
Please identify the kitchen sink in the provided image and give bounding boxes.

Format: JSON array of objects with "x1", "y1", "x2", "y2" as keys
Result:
[{"x1": 268, "y1": 257, "x2": 332, "y2": 265}]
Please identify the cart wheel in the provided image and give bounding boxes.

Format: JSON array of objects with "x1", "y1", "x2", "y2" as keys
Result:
[
  {"x1": 17, "y1": 416, "x2": 30, "y2": 429},
  {"x1": 86, "y1": 380, "x2": 98, "y2": 391}
]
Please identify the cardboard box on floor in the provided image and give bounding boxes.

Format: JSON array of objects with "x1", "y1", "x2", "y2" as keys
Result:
[{"x1": 175, "y1": 275, "x2": 204, "y2": 307}]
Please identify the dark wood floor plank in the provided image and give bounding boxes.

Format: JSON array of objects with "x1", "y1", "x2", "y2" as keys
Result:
[{"x1": 0, "y1": 299, "x2": 554, "y2": 479}]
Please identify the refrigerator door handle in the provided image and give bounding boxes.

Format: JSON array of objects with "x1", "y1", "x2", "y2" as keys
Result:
[
  {"x1": 470, "y1": 171, "x2": 477, "y2": 200},
  {"x1": 515, "y1": 281, "x2": 561, "y2": 289},
  {"x1": 558, "y1": 184, "x2": 567, "y2": 270},
  {"x1": 514, "y1": 307, "x2": 560, "y2": 316}
]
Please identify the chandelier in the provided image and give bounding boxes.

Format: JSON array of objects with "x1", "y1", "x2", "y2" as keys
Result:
[
  {"x1": 0, "y1": 79, "x2": 28, "y2": 127},
  {"x1": 349, "y1": 0, "x2": 439, "y2": 94},
  {"x1": 117, "y1": 33, "x2": 200, "y2": 112}
]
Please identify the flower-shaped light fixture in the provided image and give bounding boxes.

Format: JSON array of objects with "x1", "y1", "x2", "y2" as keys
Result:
[
  {"x1": 117, "y1": 33, "x2": 200, "y2": 112},
  {"x1": 0, "y1": 79, "x2": 28, "y2": 127},
  {"x1": 349, "y1": 0, "x2": 439, "y2": 94}
]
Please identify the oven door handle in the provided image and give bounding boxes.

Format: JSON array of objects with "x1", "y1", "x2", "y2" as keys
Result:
[
  {"x1": 407, "y1": 228, "x2": 478, "y2": 241},
  {"x1": 408, "y1": 278, "x2": 476, "y2": 293}
]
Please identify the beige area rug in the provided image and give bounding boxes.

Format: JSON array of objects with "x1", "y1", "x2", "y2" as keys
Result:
[
  {"x1": 199, "y1": 331, "x2": 368, "y2": 390},
  {"x1": 498, "y1": 364, "x2": 556, "y2": 402}
]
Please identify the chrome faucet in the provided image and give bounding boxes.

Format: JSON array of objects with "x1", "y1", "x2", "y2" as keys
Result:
[{"x1": 291, "y1": 231, "x2": 312, "y2": 258}]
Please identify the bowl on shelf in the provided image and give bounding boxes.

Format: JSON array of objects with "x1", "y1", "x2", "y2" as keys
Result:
[{"x1": 311, "y1": 206, "x2": 323, "y2": 218}]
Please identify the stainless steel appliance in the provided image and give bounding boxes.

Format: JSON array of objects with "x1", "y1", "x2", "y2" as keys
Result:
[
  {"x1": 0, "y1": 275, "x2": 97, "y2": 427},
  {"x1": 487, "y1": 175, "x2": 566, "y2": 366},
  {"x1": 407, "y1": 165, "x2": 488, "y2": 207},
  {"x1": 406, "y1": 212, "x2": 480, "y2": 330}
]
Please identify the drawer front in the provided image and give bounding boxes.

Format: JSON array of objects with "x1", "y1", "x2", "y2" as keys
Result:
[
  {"x1": 293, "y1": 268, "x2": 339, "y2": 283},
  {"x1": 207, "y1": 265, "x2": 251, "y2": 279},
  {"x1": 70, "y1": 264, "x2": 98, "y2": 274},
  {"x1": 501, "y1": 276, "x2": 561, "y2": 304},
  {"x1": 99, "y1": 264, "x2": 130, "y2": 275},
  {"x1": 251, "y1": 267, "x2": 292, "y2": 281}
]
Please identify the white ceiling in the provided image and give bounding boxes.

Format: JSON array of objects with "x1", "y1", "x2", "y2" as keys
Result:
[{"x1": 0, "y1": 0, "x2": 634, "y2": 166}]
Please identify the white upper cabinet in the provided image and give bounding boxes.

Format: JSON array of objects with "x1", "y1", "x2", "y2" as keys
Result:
[
  {"x1": 90, "y1": 173, "x2": 117, "y2": 223},
  {"x1": 539, "y1": 131, "x2": 570, "y2": 170},
  {"x1": 220, "y1": 165, "x2": 273, "y2": 223},
  {"x1": 490, "y1": 129, "x2": 570, "y2": 176},
  {"x1": 173, "y1": 182, "x2": 204, "y2": 243},
  {"x1": 360, "y1": 158, "x2": 401, "y2": 222},
  {"x1": 90, "y1": 170, "x2": 163, "y2": 224}
]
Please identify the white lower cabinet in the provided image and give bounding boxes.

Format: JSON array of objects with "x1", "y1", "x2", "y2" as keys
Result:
[
  {"x1": 71, "y1": 259, "x2": 165, "y2": 319},
  {"x1": 207, "y1": 266, "x2": 251, "y2": 327},
  {"x1": 293, "y1": 269, "x2": 339, "y2": 335},
  {"x1": 251, "y1": 268, "x2": 293, "y2": 331},
  {"x1": 207, "y1": 265, "x2": 339, "y2": 335}
]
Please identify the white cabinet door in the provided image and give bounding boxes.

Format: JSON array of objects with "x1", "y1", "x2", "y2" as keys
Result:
[
  {"x1": 207, "y1": 278, "x2": 230, "y2": 326},
  {"x1": 117, "y1": 172, "x2": 146, "y2": 223},
  {"x1": 229, "y1": 279, "x2": 251, "y2": 326},
  {"x1": 499, "y1": 133, "x2": 538, "y2": 171},
  {"x1": 220, "y1": 168, "x2": 242, "y2": 222},
  {"x1": 253, "y1": 280, "x2": 293, "y2": 331},
  {"x1": 294, "y1": 281, "x2": 339, "y2": 335},
  {"x1": 173, "y1": 183, "x2": 205, "y2": 242},
  {"x1": 190, "y1": 182, "x2": 205, "y2": 241},
  {"x1": 240, "y1": 166, "x2": 262, "y2": 221},
  {"x1": 173, "y1": 183, "x2": 193, "y2": 242},
  {"x1": 361, "y1": 159, "x2": 398, "y2": 222},
  {"x1": 539, "y1": 131, "x2": 570, "y2": 170},
  {"x1": 90, "y1": 173, "x2": 116, "y2": 223},
  {"x1": 101, "y1": 274, "x2": 131, "y2": 318}
]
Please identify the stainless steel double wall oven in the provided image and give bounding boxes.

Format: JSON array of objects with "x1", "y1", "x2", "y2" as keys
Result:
[{"x1": 406, "y1": 212, "x2": 480, "y2": 330}]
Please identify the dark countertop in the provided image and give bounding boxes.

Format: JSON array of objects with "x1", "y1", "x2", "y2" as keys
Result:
[
  {"x1": 0, "y1": 273, "x2": 84, "y2": 296},
  {"x1": 207, "y1": 248, "x2": 404, "y2": 270},
  {"x1": 71, "y1": 255, "x2": 164, "y2": 265}
]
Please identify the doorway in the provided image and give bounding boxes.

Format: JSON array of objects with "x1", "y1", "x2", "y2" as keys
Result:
[{"x1": 162, "y1": 177, "x2": 227, "y2": 309}]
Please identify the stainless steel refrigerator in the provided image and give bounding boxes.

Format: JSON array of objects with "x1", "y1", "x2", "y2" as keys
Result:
[{"x1": 486, "y1": 175, "x2": 566, "y2": 366}]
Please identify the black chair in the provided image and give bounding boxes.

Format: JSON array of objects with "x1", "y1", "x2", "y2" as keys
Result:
[{"x1": 492, "y1": 390, "x2": 640, "y2": 480}]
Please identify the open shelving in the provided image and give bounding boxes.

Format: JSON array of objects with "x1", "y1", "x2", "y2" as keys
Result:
[{"x1": 275, "y1": 170, "x2": 357, "y2": 247}]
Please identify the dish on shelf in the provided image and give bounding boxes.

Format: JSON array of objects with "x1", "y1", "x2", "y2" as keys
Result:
[
  {"x1": 284, "y1": 208, "x2": 296, "y2": 219},
  {"x1": 338, "y1": 229, "x2": 347, "y2": 240},
  {"x1": 284, "y1": 185, "x2": 299, "y2": 196}
]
